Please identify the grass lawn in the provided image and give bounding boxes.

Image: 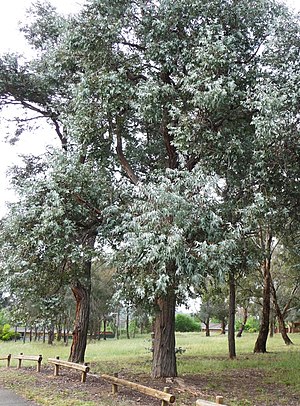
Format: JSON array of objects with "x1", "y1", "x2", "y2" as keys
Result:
[{"x1": 0, "y1": 332, "x2": 299, "y2": 405}]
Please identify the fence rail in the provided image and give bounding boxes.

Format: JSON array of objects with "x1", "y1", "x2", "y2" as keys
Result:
[
  {"x1": 12, "y1": 353, "x2": 42, "y2": 372},
  {"x1": 101, "y1": 373, "x2": 175, "y2": 405},
  {"x1": 48, "y1": 357, "x2": 90, "y2": 383},
  {"x1": 0, "y1": 354, "x2": 11, "y2": 367},
  {"x1": 196, "y1": 396, "x2": 226, "y2": 405}
]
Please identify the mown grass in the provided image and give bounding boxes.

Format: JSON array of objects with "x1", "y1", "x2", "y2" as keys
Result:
[
  {"x1": 1, "y1": 332, "x2": 300, "y2": 375},
  {"x1": 0, "y1": 332, "x2": 300, "y2": 405}
]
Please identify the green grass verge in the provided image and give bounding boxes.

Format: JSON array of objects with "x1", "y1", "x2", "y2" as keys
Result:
[{"x1": 0, "y1": 332, "x2": 299, "y2": 405}]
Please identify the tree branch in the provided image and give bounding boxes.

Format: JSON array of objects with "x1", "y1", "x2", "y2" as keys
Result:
[
  {"x1": 74, "y1": 193, "x2": 103, "y2": 221},
  {"x1": 120, "y1": 41, "x2": 146, "y2": 51},
  {"x1": 161, "y1": 108, "x2": 179, "y2": 170},
  {"x1": 115, "y1": 119, "x2": 139, "y2": 185}
]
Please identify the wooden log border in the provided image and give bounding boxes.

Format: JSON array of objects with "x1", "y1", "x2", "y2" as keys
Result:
[
  {"x1": 196, "y1": 396, "x2": 227, "y2": 405},
  {"x1": 101, "y1": 373, "x2": 175, "y2": 405},
  {"x1": 12, "y1": 353, "x2": 42, "y2": 372},
  {"x1": 48, "y1": 357, "x2": 90, "y2": 383}
]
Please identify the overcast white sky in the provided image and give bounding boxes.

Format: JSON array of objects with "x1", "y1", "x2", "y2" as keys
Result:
[
  {"x1": 0, "y1": 1, "x2": 85, "y2": 215},
  {"x1": 0, "y1": 0, "x2": 299, "y2": 216}
]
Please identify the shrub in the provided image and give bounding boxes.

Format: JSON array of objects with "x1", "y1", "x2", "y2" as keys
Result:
[
  {"x1": 175, "y1": 314, "x2": 200, "y2": 332},
  {"x1": 0, "y1": 324, "x2": 19, "y2": 341},
  {"x1": 236, "y1": 316, "x2": 260, "y2": 333}
]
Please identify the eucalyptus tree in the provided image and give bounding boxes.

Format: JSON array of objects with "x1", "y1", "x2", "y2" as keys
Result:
[
  {"x1": 198, "y1": 281, "x2": 229, "y2": 337},
  {"x1": 1, "y1": 0, "x2": 299, "y2": 376},
  {"x1": 107, "y1": 170, "x2": 233, "y2": 376},
  {"x1": 0, "y1": 151, "x2": 110, "y2": 361},
  {"x1": 270, "y1": 243, "x2": 300, "y2": 345},
  {"x1": 65, "y1": 0, "x2": 296, "y2": 374},
  {"x1": 89, "y1": 262, "x2": 116, "y2": 339},
  {"x1": 0, "y1": 1, "x2": 114, "y2": 362},
  {"x1": 248, "y1": 9, "x2": 300, "y2": 353}
]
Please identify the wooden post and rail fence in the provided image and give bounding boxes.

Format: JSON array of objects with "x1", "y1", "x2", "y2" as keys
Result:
[
  {"x1": 0, "y1": 354, "x2": 11, "y2": 367},
  {"x1": 12, "y1": 353, "x2": 43, "y2": 372},
  {"x1": 0, "y1": 353, "x2": 226, "y2": 405},
  {"x1": 101, "y1": 372, "x2": 175, "y2": 405},
  {"x1": 48, "y1": 356, "x2": 90, "y2": 383}
]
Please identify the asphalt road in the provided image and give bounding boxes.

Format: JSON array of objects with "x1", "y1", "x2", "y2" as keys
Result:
[{"x1": 0, "y1": 388, "x2": 39, "y2": 405}]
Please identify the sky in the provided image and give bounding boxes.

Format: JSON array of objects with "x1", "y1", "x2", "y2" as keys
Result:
[
  {"x1": 0, "y1": 0, "x2": 299, "y2": 216},
  {"x1": 0, "y1": 1, "x2": 85, "y2": 215}
]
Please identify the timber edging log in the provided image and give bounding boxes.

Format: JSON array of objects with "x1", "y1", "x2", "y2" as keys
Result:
[
  {"x1": 12, "y1": 353, "x2": 42, "y2": 372},
  {"x1": 196, "y1": 396, "x2": 227, "y2": 405},
  {"x1": 101, "y1": 373, "x2": 175, "y2": 404},
  {"x1": 48, "y1": 357, "x2": 90, "y2": 383}
]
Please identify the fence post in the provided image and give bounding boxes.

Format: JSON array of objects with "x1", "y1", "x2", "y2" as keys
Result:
[
  {"x1": 112, "y1": 372, "x2": 118, "y2": 394},
  {"x1": 161, "y1": 386, "x2": 170, "y2": 406},
  {"x1": 54, "y1": 356, "x2": 60, "y2": 376},
  {"x1": 17, "y1": 353, "x2": 23, "y2": 369},
  {"x1": 81, "y1": 363, "x2": 89, "y2": 383},
  {"x1": 7, "y1": 354, "x2": 11, "y2": 368},
  {"x1": 37, "y1": 355, "x2": 42, "y2": 373}
]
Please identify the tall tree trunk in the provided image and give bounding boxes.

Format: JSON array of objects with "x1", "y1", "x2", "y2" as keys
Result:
[
  {"x1": 220, "y1": 317, "x2": 226, "y2": 335},
  {"x1": 69, "y1": 231, "x2": 95, "y2": 363},
  {"x1": 204, "y1": 318, "x2": 210, "y2": 336},
  {"x1": 116, "y1": 310, "x2": 120, "y2": 339},
  {"x1": 48, "y1": 325, "x2": 54, "y2": 345},
  {"x1": 254, "y1": 232, "x2": 272, "y2": 353},
  {"x1": 271, "y1": 280, "x2": 293, "y2": 346},
  {"x1": 228, "y1": 271, "x2": 236, "y2": 359},
  {"x1": 103, "y1": 318, "x2": 107, "y2": 340},
  {"x1": 152, "y1": 289, "x2": 177, "y2": 378},
  {"x1": 56, "y1": 318, "x2": 62, "y2": 342},
  {"x1": 269, "y1": 304, "x2": 275, "y2": 338},
  {"x1": 237, "y1": 307, "x2": 248, "y2": 338},
  {"x1": 23, "y1": 326, "x2": 27, "y2": 343},
  {"x1": 69, "y1": 278, "x2": 91, "y2": 363},
  {"x1": 98, "y1": 320, "x2": 102, "y2": 340},
  {"x1": 126, "y1": 307, "x2": 130, "y2": 339}
]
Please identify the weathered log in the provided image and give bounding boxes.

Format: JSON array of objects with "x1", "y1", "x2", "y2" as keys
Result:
[
  {"x1": 196, "y1": 396, "x2": 226, "y2": 405},
  {"x1": 48, "y1": 357, "x2": 90, "y2": 383},
  {"x1": 101, "y1": 373, "x2": 175, "y2": 403},
  {"x1": 13, "y1": 353, "x2": 42, "y2": 372}
]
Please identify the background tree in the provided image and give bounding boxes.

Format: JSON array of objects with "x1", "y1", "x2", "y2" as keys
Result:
[
  {"x1": 270, "y1": 243, "x2": 300, "y2": 345},
  {"x1": 89, "y1": 263, "x2": 116, "y2": 340}
]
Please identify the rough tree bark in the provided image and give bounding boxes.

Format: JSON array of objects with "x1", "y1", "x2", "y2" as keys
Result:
[
  {"x1": 269, "y1": 305, "x2": 275, "y2": 337},
  {"x1": 126, "y1": 307, "x2": 130, "y2": 339},
  {"x1": 203, "y1": 317, "x2": 210, "y2": 336},
  {"x1": 69, "y1": 231, "x2": 96, "y2": 363},
  {"x1": 103, "y1": 318, "x2": 107, "y2": 341},
  {"x1": 69, "y1": 278, "x2": 91, "y2": 363},
  {"x1": 152, "y1": 287, "x2": 177, "y2": 378},
  {"x1": 220, "y1": 318, "x2": 226, "y2": 335},
  {"x1": 254, "y1": 231, "x2": 272, "y2": 353},
  {"x1": 228, "y1": 271, "x2": 236, "y2": 359},
  {"x1": 271, "y1": 278, "x2": 293, "y2": 346},
  {"x1": 236, "y1": 307, "x2": 248, "y2": 338},
  {"x1": 48, "y1": 325, "x2": 54, "y2": 345}
]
